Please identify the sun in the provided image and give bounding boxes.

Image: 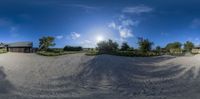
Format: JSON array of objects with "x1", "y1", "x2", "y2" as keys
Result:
[{"x1": 96, "y1": 35, "x2": 104, "y2": 42}]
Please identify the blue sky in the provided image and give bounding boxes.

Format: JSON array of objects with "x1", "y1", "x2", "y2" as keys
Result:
[{"x1": 1, "y1": 0, "x2": 200, "y2": 48}]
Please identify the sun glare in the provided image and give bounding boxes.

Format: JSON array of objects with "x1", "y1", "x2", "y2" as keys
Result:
[{"x1": 96, "y1": 35, "x2": 104, "y2": 42}]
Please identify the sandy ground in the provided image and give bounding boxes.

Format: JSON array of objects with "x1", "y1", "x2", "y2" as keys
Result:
[{"x1": 0, "y1": 53, "x2": 200, "y2": 99}]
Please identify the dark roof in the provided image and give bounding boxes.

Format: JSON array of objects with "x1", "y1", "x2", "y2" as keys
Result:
[{"x1": 7, "y1": 42, "x2": 33, "y2": 47}]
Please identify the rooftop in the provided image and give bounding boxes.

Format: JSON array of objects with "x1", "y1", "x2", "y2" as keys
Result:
[{"x1": 7, "y1": 42, "x2": 33, "y2": 47}]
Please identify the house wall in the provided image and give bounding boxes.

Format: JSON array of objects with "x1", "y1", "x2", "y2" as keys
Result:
[
  {"x1": 191, "y1": 48, "x2": 200, "y2": 54},
  {"x1": 8, "y1": 47, "x2": 32, "y2": 53}
]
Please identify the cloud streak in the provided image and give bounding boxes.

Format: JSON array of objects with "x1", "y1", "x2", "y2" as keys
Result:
[
  {"x1": 69, "y1": 4, "x2": 99, "y2": 10},
  {"x1": 71, "y1": 32, "x2": 81, "y2": 40},
  {"x1": 122, "y1": 5, "x2": 153, "y2": 14},
  {"x1": 108, "y1": 17, "x2": 138, "y2": 39}
]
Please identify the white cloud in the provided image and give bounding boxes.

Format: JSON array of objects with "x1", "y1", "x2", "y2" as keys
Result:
[
  {"x1": 71, "y1": 32, "x2": 81, "y2": 40},
  {"x1": 69, "y1": 4, "x2": 98, "y2": 10},
  {"x1": 119, "y1": 28, "x2": 133, "y2": 38},
  {"x1": 56, "y1": 35, "x2": 64, "y2": 39},
  {"x1": 108, "y1": 17, "x2": 137, "y2": 39},
  {"x1": 121, "y1": 19, "x2": 139, "y2": 26},
  {"x1": 122, "y1": 5, "x2": 153, "y2": 14}
]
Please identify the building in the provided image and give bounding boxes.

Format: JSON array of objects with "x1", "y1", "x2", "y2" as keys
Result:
[
  {"x1": 0, "y1": 42, "x2": 33, "y2": 53},
  {"x1": 191, "y1": 46, "x2": 200, "y2": 54},
  {"x1": 0, "y1": 43, "x2": 5, "y2": 49}
]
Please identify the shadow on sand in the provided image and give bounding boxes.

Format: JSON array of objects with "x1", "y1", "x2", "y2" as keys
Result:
[
  {"x1": 10, "y1": 55, "x2": 200, "y2": 99},
  {"x1": 48, "y1": 55, "x2": 200, "y2": 99},
  {"x1": 0, "y1": 66, "x2": 14, "y2": 94}
]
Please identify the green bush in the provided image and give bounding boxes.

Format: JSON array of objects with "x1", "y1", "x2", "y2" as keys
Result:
[
  {"x1": 37, "y1": 51, "x2": 64, "y2": 56},
  {"x1": 46, "y1": 48, "x2": 64, "y2": 53},
  {"x1": 0, "y1": 49, "x2": 7, "y2": 54},
  {"x1": 63, "y1": 46, "x2": 82, "y2": 51},
  {"x1": 113, "y1": 51, "x2": 159, "y2": 57},
  {"x1": 85, "y1": 50, "x2": 99, "y2": 56},
  {"x1": 97, "y1": 39, "x2": 118, "y2": 53},
  {"x1": 169, "y1": 48, "x2": 183, "y2": 56}
]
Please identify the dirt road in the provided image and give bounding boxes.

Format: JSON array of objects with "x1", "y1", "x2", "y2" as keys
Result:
[{"x1": 0, "y1": 53, "x2": 200, "y2": 99}]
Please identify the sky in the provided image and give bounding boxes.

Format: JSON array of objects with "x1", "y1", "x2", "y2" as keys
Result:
[{"x1": 1, "y1": 0, "x2": 200, "y2": 48}]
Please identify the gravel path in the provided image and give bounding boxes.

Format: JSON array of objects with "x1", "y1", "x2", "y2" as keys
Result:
[{"x1": 0, "y1": 53, "x2": 200, "y2": 99}]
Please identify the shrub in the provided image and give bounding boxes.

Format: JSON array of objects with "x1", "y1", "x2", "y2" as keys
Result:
[
  {"x1": 121, "y1": 42, "x2": 130, "y2": 51},
  {"x1": 137, "y1": 37, "x2": 154, "y2": 53},
  {"x1": 37, "y1": 51, "x2": 65, "y2": 56},
  {"x1": 63, "y1": 46, "x2": 83, "y2": 51},
  {"x1": 169, "y1": 48, "x2": 183, "y2": 56},
  {"x1": 0, "y1": 49, "x2": 7, "y2": 54},
  {"x1": 111, "y1": 51, "x2": 159, "y2": 57},
  {"x1": 46, "y1": 48, "x2": 64, "y2": 53},
  {"x1": 85, "y1": 50, "x2": 99, "y2": 56},
  {"x1": 184, "y1": 41, "x2": 194, "y2": 52},
  {"x1": 97, "y1": 39, "x2": 118, "y2": 53},
  {"x1": 165, "y1": 42, "x2": 182, "y2": 52}
]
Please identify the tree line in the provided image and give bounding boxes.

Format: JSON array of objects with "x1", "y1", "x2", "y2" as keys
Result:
[
  {"x1": 38, "y1": 36, "x2": 82, "y2": 52},
  {"x1": 38, "y1": 36, "x2": 196, "y2": 55}
]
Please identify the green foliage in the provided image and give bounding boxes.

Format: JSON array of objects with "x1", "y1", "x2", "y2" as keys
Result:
[
  {"x1": 39, "y1": 36, "x2": 55, "y2": 51},
  {"x1": 137, "y1": 37, "x2": 154, "y2": 53},
  {"x1": 63, "y1": 46, "x2": 83, "y2": 51},
  {"x1": 97, "y1": 39, "x2": 118, "y2": 53},
  {"x1": 184, "y1": 41, "x2": 194, "y2": 52},
  {"x1": 46, "y1": 48, "x2": 64, "y2": 53},
  {"x1": 0, "y1": 48, "x2": 7, "y2": 54},
  {"x1": 85, "y1": 50, "x2": 99, "y2": 56},
  {"x1": 113, "y1": 51, "x2": 159, "y2": 57},
  {"x1": 165, "y1": 42, "x2": 182, "y2": 52},
  {"x1": 37, "y1": 51, "x2": 64, "y2": 56},
  {"x1": 37, "y1": 50, "x2": 80, "y2": 56},
  {"x1": 121, "y1": 42, "x2": 130, "y2": 51},
  {"x1": 155, "y1": 46, "x2": 162, "y2": 54},
  {"x1": 156, "y1": 46, "x2": 161, "y2": 51},
  {"x1": 169, "y1": 48, "x2": 183, "y2": 56}
]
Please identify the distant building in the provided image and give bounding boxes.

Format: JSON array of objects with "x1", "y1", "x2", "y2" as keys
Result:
[
  {"x1": 0, "y1": 42, "x2": 33, "y2": 53},
  {"x1": 0, "y1": 43, "x2": 5, "y2": 49},
  {"x1": 192, "y1": 46, "x2": 200, "y2": 54}
]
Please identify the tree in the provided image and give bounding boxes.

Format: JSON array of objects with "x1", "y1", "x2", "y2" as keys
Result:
[
  {"x1": 155, "y1": 46, "x2": 161, "y2": 53},
  {"x1": 97, "y1": 39, "x2": 118, "y2": 53},
  {"x1": 121, "y1": 42, "x2": 130, "y2": 51},
  {"x1": 39, "y1": 36, "x2": 55, "y2": 51},
  {"x1": 137, "y1": 37, "x2": 154, "y2": 53},
  {"x1": 156, "y1": 46, "x2": 161, "y2": 51},
  {"x1": 184, "y1": 41, "x2": 194, "y2": 52},
  {"x1": 165, "y1": 42, "x2": 182, "y2": 51}
]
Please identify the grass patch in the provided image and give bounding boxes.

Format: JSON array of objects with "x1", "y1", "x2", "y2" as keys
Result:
[
  {"x1": 109, "y1": 51, "x2": 160, "y2": 57},
  {"x1": 0, "y1": 49, "x2": 7, "y2": 54},
  {"x1": 85, "y1": 50, "x2": 160, "y2": 57},
  {"x1": 37, "y1": 50, "x2": 84, "y2": 56},
  {"x1": 85, "y1": 50, "x2": 100, "y2": 56}
]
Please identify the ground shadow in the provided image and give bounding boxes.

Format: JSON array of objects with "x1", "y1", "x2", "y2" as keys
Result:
[
  {"x1": 49, "y1": 55, "x2": 200, "y2": 99},
  {"x1": 0, "y1": 66, "x2": 15, "y2": 94},
  {"x1": 11, "y1": 55, "x2": 200, "y2": 99}
]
